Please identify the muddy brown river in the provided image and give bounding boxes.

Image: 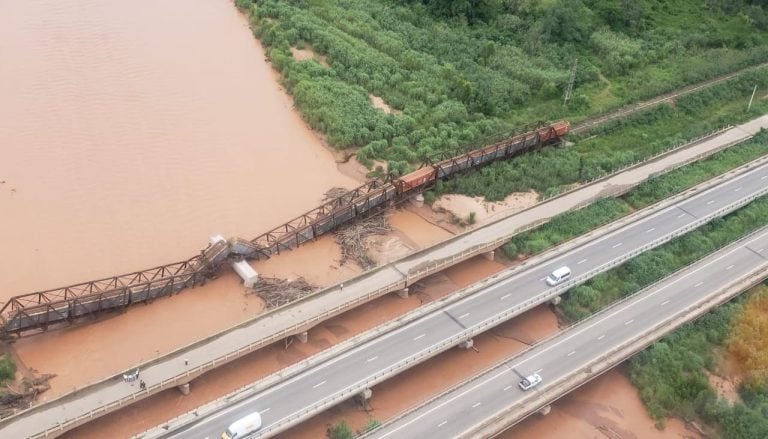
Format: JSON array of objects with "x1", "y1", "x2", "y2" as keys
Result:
[{"x1": 0, "y1": 0, "x2": 356, "y2": 301}]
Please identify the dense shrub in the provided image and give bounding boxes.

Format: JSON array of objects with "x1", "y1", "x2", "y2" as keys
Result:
[
  {"x1": 239, "y1": 0, "x2": 768, "y2": 169},
  {"x1": 0, "y1": 355, "x2": 15, "y2": 384}
]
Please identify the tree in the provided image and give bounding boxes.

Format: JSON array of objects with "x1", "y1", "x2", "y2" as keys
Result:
[{"x1": 540, "y1": 0, "x2": 595, "y2": 43}]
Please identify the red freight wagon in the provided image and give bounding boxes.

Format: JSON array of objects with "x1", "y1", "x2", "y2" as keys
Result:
[{"x1": 395, "y1": 166, "x2": 437, "y2": 194}]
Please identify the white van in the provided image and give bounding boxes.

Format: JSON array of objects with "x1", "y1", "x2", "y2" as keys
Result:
[
  {"x1": 546, "y1": 266, "x2": 571, "y2": 286},
  {"x1": 222, "y1": 411, "x2": 262, "y2": 439}
]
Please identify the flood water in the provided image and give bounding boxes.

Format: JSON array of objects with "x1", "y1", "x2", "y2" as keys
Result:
[{"x1": 0, "y1": 0, "x2": 357, "y2": 301}]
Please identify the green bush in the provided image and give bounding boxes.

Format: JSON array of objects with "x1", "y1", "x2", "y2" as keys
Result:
[
  {"x1": 327, "y1": 420, "x2": 354, "y2": 439},
  {"x1": 0, "y1": 355, "x2": 16, "y2": 384}
]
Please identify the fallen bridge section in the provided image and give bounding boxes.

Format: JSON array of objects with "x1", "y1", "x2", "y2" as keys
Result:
[
  {"x1": 368, "y1": 228, "x2": 768, "y2": 439},
  {"x1": 0, "y1": 238, "x2": 230, "y2": 334}
]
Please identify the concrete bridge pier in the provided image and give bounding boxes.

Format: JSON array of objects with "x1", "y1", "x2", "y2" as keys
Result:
[
  {"x1": 396, "y1": 287, "x2": 409, "y2": 299},
  {"x1": 458, "y1": 339, "x2": 474, "y2": 350},
  {"x1": 355, "y1": 387, "x2": 374, "y2": 410},
  {"x1": 482, "y1": 250, "x2": 495, "y2": 261},
  {"x1": 538, "y1": 405, "x2": 552, "y2": 416},
  {"x1": 178, "y1": 383, "x2": 190, "y2": 395},
  {"x1": 295, "y1": 331, "x2": 309, "y2": 343},
  {"x1": 549, "y1": 295, "x2": 562, "y2": 306}
]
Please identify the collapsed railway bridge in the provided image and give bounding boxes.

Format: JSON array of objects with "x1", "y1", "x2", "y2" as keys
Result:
[{"x1": 0, "y1": 121, "x2": 570, "y2": 336}]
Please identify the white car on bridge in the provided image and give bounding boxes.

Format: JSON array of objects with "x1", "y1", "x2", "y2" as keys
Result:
[{"x1": 518, "y1": 373, "x2": 542, "y2": 391}]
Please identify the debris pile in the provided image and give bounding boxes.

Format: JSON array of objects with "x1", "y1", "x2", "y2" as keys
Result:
[
  {"x1": 251, "y1": 277, "x2": 317, "y2": 309},
  {"x1": 335, "y1": 214, "x2": 391, "y2": 269},
  {"x1": 0, "y1": 371, "x2": 55, "y2": 419}
]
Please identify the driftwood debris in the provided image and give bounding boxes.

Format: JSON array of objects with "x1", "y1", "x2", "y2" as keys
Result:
[
  {"x1": 335, "y1": 214, "x2": 391, "y2": 269},
  {"x1": 0, "y1": 372, "x2": 55, "y2": 419},
  {"x1": 251, "y1": 277, "x2": 317, "y2": 309}
]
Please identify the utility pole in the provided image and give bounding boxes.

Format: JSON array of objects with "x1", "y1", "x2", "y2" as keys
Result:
[
  {"x1": 564, "y1": 58, "x2": 578, "y2": 106},
  {"x1": 747, "y1": 84, "x2": 757, "y2": 112}
]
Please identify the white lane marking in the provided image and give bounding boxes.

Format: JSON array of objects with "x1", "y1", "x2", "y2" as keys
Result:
[
  {"x1": 459, "y1": 313, "x2": 471, "y2": 319},
  {"x1": 726, "y1": 264, "x2": 735, "y2": 270},
  {"x1": 661, "y1": 300, "x2": 670, "y2": 306},
  {"x1": 367, "y1": 356, "x2": 378, "y2": 363},
  {"x1": 707, "y1": 200, "x2": 715, "y2": 205},
  {"x1": 438, "y1": 420, "x2": 448, "y2": 427},
  {"x1": 341, "y1": 218, "x2": 768, "y2": 439},
  {"x1": 625, "y1": 319, "x2": 634, "y2": 325},
  {"x1": 678, "y1": 213, "x2": 686, "y2": 218},
  {"x1": 762, "y1": 175, "x2": 767, "y2": 180},
  {"x1": 501, "y1": 293, "x2": 512, "y2": 300},
  {"x1": 261, "y1": 408, "x2": 271, "y2": 413},
  {"x1": 413, "y1": 334, "x2": 426, "y2": 341},
  {"x1": 534, "y1": 368, "x2": 543, "y2": 374},
  {"x1": 567, "y1": 351, "x2": 576, "y2": 357},
  {"x1": 612, "y1": 242, "x2": 623, "y2": 248},
  {"x1": 597, "y1": 334, "x2": 605, "y2": 340},
  {"x1": 313, "y1": 380, "x2": 326, "y2": 389},
  {"x1": 577, "y1": 258, "x2": 587, "y2": 265},
  {"x1": 540, "y1": 277, "x2": 547, "y2": 281},
  {"x1": 758, "y1": 248, "x2": 765, "y2": 253},
  {"x1": 734, "y1": 187, "x2": 742, "y2": 192},
  {"x1": 503, "y1": 385, "x2": 513, "y2": 391},
  {"x1": 472, "y1": 402, "x2": 482, "y2": 408},
  {"x1": 695, "y1": 281, "x2": 704, "y2": 287},
  {"x1": 646, "y1": 227, "x2": 656, "y2": 233}
]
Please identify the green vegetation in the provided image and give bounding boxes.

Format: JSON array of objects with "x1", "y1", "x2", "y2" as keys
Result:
[
  {"x1": 629, "y1": 284, "x2": 768, "y2": 438},
  {"x1": 361, "y1": 419, "x2": 382, "y2": 433},
  {"x1": 238, "y1": 0, "x2": 768, "y2": 174},
  {"x1": 327, "y1": 420, "x2": 354, "y2": 439},
  {"x1": 326, "y1": 419, "x2": 381, "y2": 438},
  {"x1": 0, "y1": 355, "x2": 15, "y2": 384},
  {"x1": 503, "y1": 130, "x2": 768, "y2": 260}
]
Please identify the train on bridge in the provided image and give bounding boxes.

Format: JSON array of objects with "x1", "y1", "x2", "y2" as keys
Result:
[{"x1": 0, "y1": 121, "x2": 570, "y2": 336}]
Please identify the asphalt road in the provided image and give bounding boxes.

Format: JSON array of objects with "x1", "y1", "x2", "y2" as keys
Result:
[
  {"x1": 371, "y1": 227, "x2": 768, "y2": 438},
  {"x1": 164, "y1": 161, "x2": 768, "y2": 439}
]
